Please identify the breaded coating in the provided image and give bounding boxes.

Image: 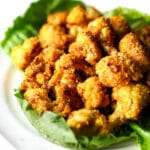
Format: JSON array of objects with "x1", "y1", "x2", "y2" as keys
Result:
[
  {"x1": 52, "y1": 83, "x2": 83, "y2": 117},
  {"x1": 68, "y1": 25, "x2": 84, "y2": 41},
  {"x1": 20, "y1": 77, "x2": 40, "y2": 91},
  {"x1": 55, "y1": 54, "x2": 95, "y2": 77},
  {"x1": 69, "y1": 31, "x2": 102, "y2": 65},
  {"x1": 109, "y1": 15, "x2": 130, "y2": 39},
  {"x1": 11, "y1": 37, "x2": 41, "y2": 70},
  {"x1": 87, "y1": 17, "x2": 117, "y2": 55},
  {"x1": 24, "y1": 88, "x2": 52, "y2": 112},
  {"x1": 47, "y1": 11, "x2": 68, "y2": 25},
  {"x1": 24, "y1": 46, "x2": 63, "y2": 88},
  {"x1": 77, "y1": 77, "x2": 110, "y2": 109},
  {"x1": 67, "y1": 109, "x2": 109, "y2": 136},
  {"x1": 48, "y1": 69, "x2": 83, "y2": 117},
  {"x1": 109, "y1": 83, "x2": 150, "y2": 127},
  {"x1": 95, "y1": 53, "x2": 143, "y2": 87},
  {"x1": 66, "y1": 5, "x2": 87, "y2": 25},
  {"x1": 119, "y1": 32, "x2": 150, "y2": 72},
  {"x1": 38, "y1": 24, "x2": 68, "y2": 49},
  {"x1": 86, "y1": 7, "x2": 102, "y2": 20},
  {"x1": 136, "y1": 25, "x2": 150, "y2": 49}
]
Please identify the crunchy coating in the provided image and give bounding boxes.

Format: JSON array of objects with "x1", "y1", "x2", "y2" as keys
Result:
[
  {"x1": 47, "y1": 11, "x2": 68, "y2": 25},
  {"x1": 119, "y1": 32, "x2": 150, "y2": 72},
  {"x1": 109, "y1": 83, "x2": 150, "y2": 127},
  {"x1": 136, "y1": 25, "x2": 150, "y2": 49},
  {"x1": 67, "y1": 109, "x2": 109, "y2": 136},
  {"x1": 96, "y1": 53, "x2": 143, "y2": 87},
  {"x1": 54, "y1": 54, "x2": 95, "y2": 77},
  {"x1": 86, "y1": 7, "x2": 102, "y2": 20},
  {"x1": 69, "y1": 31, "x2": 102, "y2": 65},
  {"x1": 66, "y1": 5, "x2": 87, "y2": 26},
  {"x1": 24, "y1": 88, "x2": 52, "y2": 112},
  {"x1": 38, "y1": 24, "x2": 68, "y2": 49},
  {"x1": 77, "y1": 77, "x2": 110, "y2": 109},
  {"x1": 109, "y1": 15, "x2": 130, "y2": 38},
  {"x1": 11, "y1": 37, "x2": 41, "y2": 70},
  {"x1": 87, "y1": 17, "x2": 117, "y2": 55}
]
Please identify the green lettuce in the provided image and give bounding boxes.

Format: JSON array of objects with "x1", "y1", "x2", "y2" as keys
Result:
[{"x1": 2, "y1": 0, "x2": 150, "y2": 149}]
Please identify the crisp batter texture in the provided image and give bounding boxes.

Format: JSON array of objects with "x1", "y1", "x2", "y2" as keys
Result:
[{"x1": 11, "y1": 5, "x2": 150, "y2": 136}]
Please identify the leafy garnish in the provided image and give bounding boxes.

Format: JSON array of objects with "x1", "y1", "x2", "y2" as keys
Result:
[{"x1": 105, "y1": 7, "x2": 150, "y2": 29}]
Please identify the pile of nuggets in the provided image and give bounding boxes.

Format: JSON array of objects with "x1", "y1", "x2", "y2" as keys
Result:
[{"x1": 11, "y1": 5, "x2": 150, "y2": 136}]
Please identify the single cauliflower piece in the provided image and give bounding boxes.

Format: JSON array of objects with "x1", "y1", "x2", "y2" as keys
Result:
[
  {"x1": 67, "y1": 109, "x2": 109, "y2": 136},
  {"x1": 77, "y1": 76, "x2": 110, "y2": 109},
  {"x1": 11, "y1": 37, "x2": 41, "y2": 70},
  {"x1": 109, "y1": 83, "x2": 150, "y2": 127},
  {"x1": 24, "y1": 88, "x2": 52, "y2": 112},
  {"x1": 95, "y1": 53, "x2": 143, "y2": 87},
  {"x1": 119, "y1": 32, "x2": 150, "y2": 72}
]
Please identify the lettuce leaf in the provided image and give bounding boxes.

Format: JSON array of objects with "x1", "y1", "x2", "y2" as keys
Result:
[
  {"x1": 0, "y1": 0, "x2": 85, "y2": 54},
  {"x1": 2, "y1": 0, "x2": 150, "y2": 149},
  {"x1": 104, "y1": 7, "x2": 150, "y2": 29},
  {"x1": 15, "y1": 88, "x2": 134, "y2": 150}
]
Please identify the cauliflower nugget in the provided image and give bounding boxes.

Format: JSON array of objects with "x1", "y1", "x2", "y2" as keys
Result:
[
  {"x1": 11, "y1": 37, "x2": 41, "y2": 70},
  {"x1": 86, "y1": 7, "x2": 102, "y2": 21},
  {"x1": 69, "y1": 31, "x2": 102, "y2": 65},
  {"x1": 47, "y1": 11, "x2": 68, "y2": 25},
  {"x1": 109, "y1": 15, "x2": 130, "y2": 39},
  {"x1": 77, "y1": 77, "x2": 110, "y2": 109},
  {"x1": 87, "y1": 17, "x2": 117, "y2": 55},
  {"x1": 24, "y1": 88, "x2": 52, "y2": 112},
  {"x1": 119, "y1": 32, "x2": 150, "y2": 72},
  {"x1": 67, "y1": 109, "x2": 109, "y2": 136},
  {"x1": 109, "y1": 83, "x2": 150, "y2": 127},
  {"x1": 95, "y1": 53, "x2": 143, "y2": 87},
  {"x1": 136, "y1": 25, "x2": 150, "y2": 49},
  {"x1": 38, "y1": 24, "x2": 68, "y2": 49},
  {"x1": 66, "y1": 5, "x2": 87, "y2": 26},
  {"x1": 55, "y1": 54, "x2": 95, "y2": 77}
]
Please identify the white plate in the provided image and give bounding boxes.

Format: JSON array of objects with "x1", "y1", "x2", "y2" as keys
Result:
[{"x1": 0, "y1": 0, "x2": 149, "y2": 149}]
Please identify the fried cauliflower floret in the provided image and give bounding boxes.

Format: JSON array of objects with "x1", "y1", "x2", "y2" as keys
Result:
[
  {"x1": 86, "y1": 7, "x2": 102, "y2": 20},
  {"x1": 68, "y1": 25, "x2": 84, "y2": 41},
  {"x1": 38, "y1": 24, "x2": 68, "y2": 49},
  {"x1": 24, "y1": 46, "x2": 63, "y2": 87},
  {"x1": 52, "y1": 83, "x2": 83, "y2": 117},
  {"x1": 69, "y1": 31, "x2": 102, "y2": 65},
  {"x1": 66, "y1": 5, "x2": 87, "y2": 25},
  {"x1": 41, "y1": 46, "x2": 64, "y2": 66},
  {"x1": 136, "y1": 25, "x2": 150, "y2": 49},
  {"x1": 24, "y1": 88, "x2": 52, "y2": 112},
  {"x1": 47, "y1": 11, "x2": 68, "y2": 25},
  {"x1": 11, "y1": 37, "x2": 41, "y2": 70},
  {"x1": 55, "y1": 54, "x2": 95, "y2": 77},
  {"x1": 48, "y1": 69, "x2": 83, "y2": 117},
  {"x1": 20, "y1": 77, "x2": 40, "y2": 91},
  {"x1": 109, "y1": 83, "x2": 150, "y2": 127},
  {"x1": 119, "y1": 32, "x2": 150, "y2": 72},
  {"x1": 109, "y1": 15, "x2": 130, "y2": 39},
  {"x1": 96, "y1": 53, "x2": 143, "y2": 87},
  {"x1": 87, "y1": 17, "x2": 117, "y2": 55},
  {"x1": 67, "y1": 109, "x2": 109, "y2": 136},
  {"x1": 77, "y1": 77, "x2": 110, "y2": 109}
]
